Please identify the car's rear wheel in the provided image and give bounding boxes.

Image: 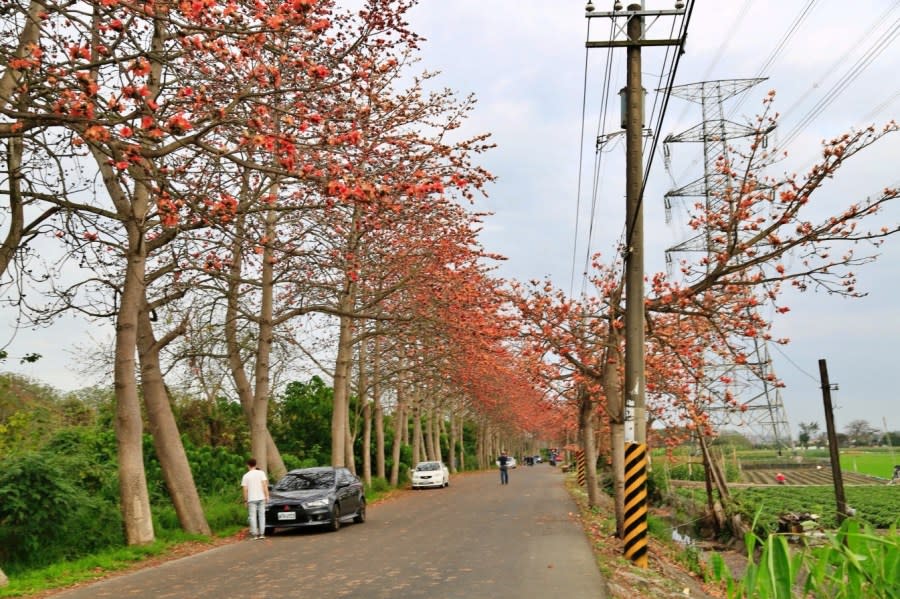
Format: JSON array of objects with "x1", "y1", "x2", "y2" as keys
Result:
[
  {"x1": 354, "y1": 499, "x2": 366, "y2": 523},
  {"x1": 264, "y1": 526, "x2": 274, "y2": 536},
  {"x1": 329, "y1": 505, "x2": 341, "y2": 532}
]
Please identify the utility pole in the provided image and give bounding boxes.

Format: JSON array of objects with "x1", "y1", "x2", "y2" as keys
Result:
[
  {"x1": 585, "y1": 0, "x2": 686, "y2": 567},
  {"x1": 624, "y1": 4, "x2": 646, "y2": 444},
  {"x1": 586, "y1": 1, "x2": 685, "y2": 444},
  {"x1": 818, "y1": 358, "x2": 849, "y2": 524}
]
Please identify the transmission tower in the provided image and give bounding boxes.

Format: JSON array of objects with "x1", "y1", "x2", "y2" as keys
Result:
[{"x1": 663, "y1": 78, "x2": 792, "y2": 449}]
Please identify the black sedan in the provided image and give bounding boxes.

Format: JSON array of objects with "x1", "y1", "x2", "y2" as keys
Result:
[{"x1": 264, "y1": 466, "x2": 366, "y2": 535}]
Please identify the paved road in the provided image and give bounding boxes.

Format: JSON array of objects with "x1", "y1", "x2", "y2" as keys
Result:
[{"x1": 55, "y1": 465, "x2": 608, "y2": 598}]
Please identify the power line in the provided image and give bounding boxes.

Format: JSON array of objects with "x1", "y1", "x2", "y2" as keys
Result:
[
  {"x1": 771, "y1": 342, "x2": 820, "y2": 384},
  {"x1": 579, "y1": 17, "x2": 618, "y2": 298},
  {"x1": 863, "y1": 86, "x2": 900, "y2": 123},
  {"x1": 673, "y1": 2, "x2": 821, "y2": 192},
  {"x1": 671, "y1": 0, "x2": 752, "y2": 128},
  {"x1": 780, "y1": 1, "x2": 900, "y2": 124},
  {"x1": 727, "y1": 0, "x2": 820, "y2": 119},
  {"x1": 569, "y1": 19, "x2": 594, "y2": 297},
  {"x1": 781, "y1": 15, "x2": 900, "y2": 149},
  {"x1": 630, "y1": 0, "x2": 694, "y2": 247}
]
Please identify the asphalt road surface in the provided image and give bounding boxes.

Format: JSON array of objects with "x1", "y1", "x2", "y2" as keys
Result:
[{"x1": 54, "y1": 464, "x2": 608, "y2": 599}]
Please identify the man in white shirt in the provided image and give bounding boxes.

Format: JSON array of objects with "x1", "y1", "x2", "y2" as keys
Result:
[{"x1": 241, "y1": 458, "x2": 270, "y2": 539}]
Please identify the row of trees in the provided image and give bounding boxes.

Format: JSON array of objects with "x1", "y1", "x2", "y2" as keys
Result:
[
  {"x1": 0, "y1": 0, "x2": 560, "y2": 564},
  {"x1": 0, "y1": 371, "x2": 522, "y2": 569},
  {"x1": 2, "y1": 0, "x2": 898, "y2": 577},
  {"x1": 798, "y1": 420, "x2": 899, "y2": 449},
  {"x1": 510, "y1": 95, "x2": 899, "y2": 536}
]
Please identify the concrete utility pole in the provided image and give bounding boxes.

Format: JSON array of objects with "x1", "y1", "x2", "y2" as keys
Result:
[
  {"x1": 585, "y1": 0, "x2": 685, "y2": 445},
  {"x1": 624, "y1": 4, "x2": 646, "y2": 444},
  {"x1": 818, "y1": 358, "x2": 849, "y2": 524},
  {"x1": 585, "y1": 0, "x2": 686, "y2": 567}
]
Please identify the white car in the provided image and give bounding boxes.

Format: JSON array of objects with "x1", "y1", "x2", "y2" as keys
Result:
[
  {"x1": 411, "y1": 461, "x2": 450, "y2": 489},
  {"x1": 496, "y1": 456, "x2": 517, "y2": 469}
]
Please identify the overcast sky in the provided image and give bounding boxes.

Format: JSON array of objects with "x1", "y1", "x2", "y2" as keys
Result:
[
  {"x1": 395, "y1": 0, "x2": 900, "y2": 436},
  {"x1": 3, "y1": 1, "x2": 898, "y2": 438}
]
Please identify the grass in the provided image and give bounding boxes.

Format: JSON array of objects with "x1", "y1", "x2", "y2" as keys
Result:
[
  {"x1": 0, "y1": 533, "x2": 215, "y2": 597},
  {"x1": 839, "y1": 450, "x2": 898, "y2": 479},
  {"x1": 657, "y1": 446, "x2": 899, "y2": 480}
]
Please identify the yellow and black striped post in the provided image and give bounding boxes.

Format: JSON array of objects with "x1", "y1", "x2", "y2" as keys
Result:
[
  {"x1": 623, "y1": 442, "x2": 648, "y2": 568},
  {"x1": 576, "y1": 449, "x2": 586, "y2": 486}
]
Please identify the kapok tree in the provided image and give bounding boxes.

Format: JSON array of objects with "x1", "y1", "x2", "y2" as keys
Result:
[
  {"x1": 7, "y1": 0, "x2": 372, "y2": 544},
  {"x1": 515, "y1": 95, "x2": 899, "y2": 535}
]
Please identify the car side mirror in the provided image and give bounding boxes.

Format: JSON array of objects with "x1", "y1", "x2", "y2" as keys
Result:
[{"x1": 337, "y1": 480, "x2": 349, "y2": 489}]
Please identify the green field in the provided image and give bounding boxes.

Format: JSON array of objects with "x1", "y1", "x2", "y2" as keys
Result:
[
  {"x1": 731, "y1": 485, "x2": 900, "y2": 532},
  {"x1": 656, "y1": 447, "x2": 899, "y2": 480},
  {"x1": 839, "y1": 450, "x2": 898, "y2": 479}
]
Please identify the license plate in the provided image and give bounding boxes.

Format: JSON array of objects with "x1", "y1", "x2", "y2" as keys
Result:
[{"x1": 277, "y1": 511, "x2": 297, "y2": 521}]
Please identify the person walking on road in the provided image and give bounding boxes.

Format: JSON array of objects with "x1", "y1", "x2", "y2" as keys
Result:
[
  {"x1": 498, "y1": 450, "x2": 511, "y2": 485},
  {"x1": 241, "y1": 458, "x2": 270, "y2": 539}
]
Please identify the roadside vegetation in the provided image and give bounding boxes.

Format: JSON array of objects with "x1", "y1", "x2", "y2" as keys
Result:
[
  {"x1": 614, "y1": 441, "x2": 900, "y2": 598},
  {"x1": 0, "y1": 374, "x2": 469, "y2": 597}
]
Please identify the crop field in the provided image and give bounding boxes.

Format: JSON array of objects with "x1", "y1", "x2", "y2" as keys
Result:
[
  {"x1": 839, "y1": 450, "x2": 898, "y2": 479},
  {"x1": 730, "y1": 485, "x2": 900, "y2": 530},
  {"x1": 738, "y1": 467, "x2": 883, "y2": 486}
]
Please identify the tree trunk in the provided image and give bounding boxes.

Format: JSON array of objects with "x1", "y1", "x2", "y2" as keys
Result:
[
  {"x1": 137, "y1": 307, "x2": 211, "y2": 535},
  {"x1": 424, "y1": 408, "x2": 435, "y2": 461},
  {"x1": 412, "y1": 402, "x2": 422, "y2": 466},
  {"x1": 449, "y1": 413, "x2": 457, "y2": 472},
  {"x1": 345, "y1": 419, "x2": 356, "y2": 475},
  {"x1": 250, "y1": 204, "x2": 277, "y2": 472},
  {"x1": 611, "y1": 424, "x2": 625, "y2": 536},
  {"x1": 0, "y1": 129, "x2": 25, "y2": 279},
  {"x1": 604, "y1": 338, "x2": 626, "y2": 536},
  {"x1": 0, "y1": 4, "x2": 47, "y2": 289},
  {"x1": 434, "y1": 411, "x2": 444, "y2": 463},
  {"x1": 114, "y1": 220, "x2": 154, "y2": 545},
  {"x1": 389, "y1": 386, "x2": 405, "y2": 486},
  {"x1": 224, "y1": 211, "x2": 285, "y2": 479},
  {"x1": 400, "y1": 402, "x2": 409, "y2": 446},
  {"x1": 698, "y1": 433, "x2": 727, "y2": 533},
  {"x1": 330, "y1": 293, "x2": 355, "y2": 467},
  {"x1": 373, "y1": 336, "x2": 385, "y2": 480},
  {"x1": 359, "y1": 338, "x2": 371, "y2": 484},
  {"x1": 476, "y1": 421, "x2": 486, "y2": 470},
  {"x1": 577, "y1": 384, "x2": 600, "y2": 507},
  {"x1": 458, "y1": 413, "x2": 465, "y2": 472}
]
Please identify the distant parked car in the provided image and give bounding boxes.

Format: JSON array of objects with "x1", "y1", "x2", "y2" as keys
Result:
[
  {"x1": 496, "y1": 456, "x2": 517, "y2": 469},
  {"x1": 264, "y1": 467, "x2": 365, "y2": 535},
  {"x1": 534, "y1": 455, "x2": 542, "y2": 463},
  {"x1": 411, "y1": 461, "x2": 450, "y2": 489}
]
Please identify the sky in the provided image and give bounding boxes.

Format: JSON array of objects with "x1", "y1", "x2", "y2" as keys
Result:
[{"x1": 2, "y1": 1, "x2": 898, "y2": 438}]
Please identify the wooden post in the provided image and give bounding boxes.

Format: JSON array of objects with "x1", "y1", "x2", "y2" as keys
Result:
[{"x1": 819, "y1": 359, "x2": 849, "y2": 524}]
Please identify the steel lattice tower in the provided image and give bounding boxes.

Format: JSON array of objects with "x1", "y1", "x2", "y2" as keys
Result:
[{"x1": 663, "y1": 78, "x2": 792, "y2": 449}]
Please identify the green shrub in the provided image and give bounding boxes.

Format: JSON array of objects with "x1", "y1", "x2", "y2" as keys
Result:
[
  {"x1": 367, "y1": 476, "x2": 390, "y2": 494},
  {"x1": 201, "y1": 493, "x2": 246, "y2": 533},
  {"x1": 0, "y1": 451, "x2": 123, "y2": 568},
  {"x1": 710, "y1": 518, "x2": 900, "y2": 598},
  {"x1": 185, "y1": 442, "x2": 246, "y2": 496}
]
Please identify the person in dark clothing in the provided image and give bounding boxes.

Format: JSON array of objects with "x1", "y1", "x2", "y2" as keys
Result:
[{"x1": 498, "y1": 450, "x2": 510, "y2": 485}]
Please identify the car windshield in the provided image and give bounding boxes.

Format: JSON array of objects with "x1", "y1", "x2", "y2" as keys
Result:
[
  {"x1": 416, "y1": 462, "x2": 440, "y2": 471},
  {"x1": 274, "y1": 471, "x2": 334, "y2": 491}
]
